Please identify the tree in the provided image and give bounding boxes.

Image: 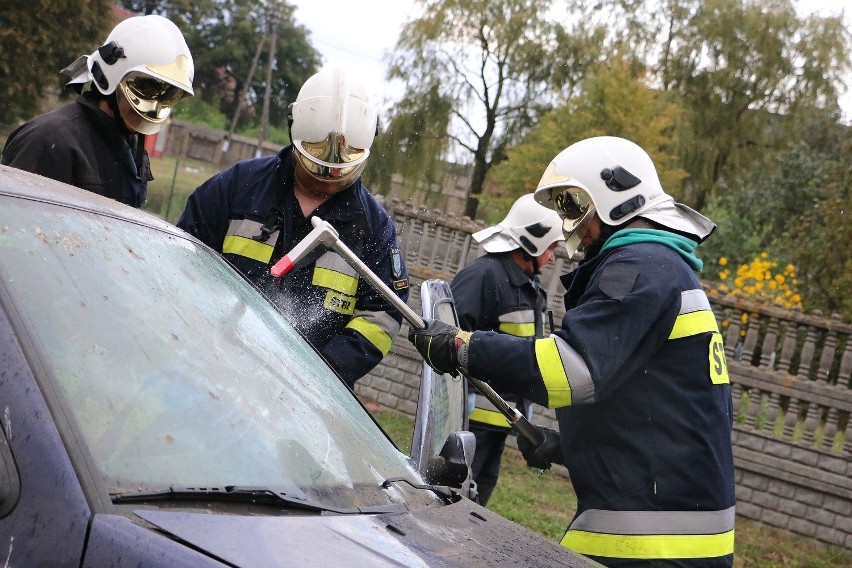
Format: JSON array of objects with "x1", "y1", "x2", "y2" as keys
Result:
[
  {"x1": 0, "y1": 0, "x2": 113, "y2": 125},
  {"x1": 486, "y1": 61, "x2": 685, "y2": 221},
  {"x1": 598, "y1": 0, "x2": 851, "y2": 209},
  {"x1": 175, "y1": 0, "x2": 320, "y2": 130},
  {"x1": 700, "y1": 109, "x2": 851, "y2": 319},
  {"x1": 375, "y1": 0, "x2": 603, "y2": 218}
]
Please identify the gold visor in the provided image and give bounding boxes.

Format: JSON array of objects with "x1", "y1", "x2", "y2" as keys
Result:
[
  {"x1": 118, "y1": 76, "x2": 185, "y2": 123},
  {"x1": 295, "y1": 132, "x2": 368, "y2": 180}
]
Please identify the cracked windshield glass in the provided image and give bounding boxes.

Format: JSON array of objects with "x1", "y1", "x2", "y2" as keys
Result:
[{"x1": 0, "y1": 198, "x2": 435, "y2": 510}]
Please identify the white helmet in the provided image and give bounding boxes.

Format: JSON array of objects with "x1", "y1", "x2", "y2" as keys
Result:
[
  {"x1": 534, "y1": 136, "x2": 715, "y2": 255},
  {"x1": 289, "y1": 65, "x2": 378, "y2": 186},
  {"x1": 473, "y1": 194, "x2": 564, "y2": 257},
  {"x1": 63, "y1": 15, "x2": 194, "y2": 135}
]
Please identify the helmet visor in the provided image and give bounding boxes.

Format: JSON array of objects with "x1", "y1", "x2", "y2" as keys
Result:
[
  {"x1": 118, "y1": 74, "x2": 184, "y2": 125},
  {"x1": 548, "y1": 186, "x2": 593, "y2": 226},
  {"x1": 294, "y1": 131, "x2": 368, "y2": 180},
  {"x1": 125, "y1": 75, "x2": 186, "y2": 105}
]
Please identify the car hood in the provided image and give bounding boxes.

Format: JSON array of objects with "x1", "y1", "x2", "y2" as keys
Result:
[{"x1": 133, "y1": 498, "x2": 596, "y2": 567}]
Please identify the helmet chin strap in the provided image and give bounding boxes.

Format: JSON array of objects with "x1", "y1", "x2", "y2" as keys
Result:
[{"x1": 521, "y1": 251, "x2": 541, "y2": 275}]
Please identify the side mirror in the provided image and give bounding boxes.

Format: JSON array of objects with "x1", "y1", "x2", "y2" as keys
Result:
[{"x1": 420, "y1": 431, "x2": 478, "y2": 501}]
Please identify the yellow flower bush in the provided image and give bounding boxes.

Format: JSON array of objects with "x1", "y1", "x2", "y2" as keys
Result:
[{"x1": 715, "y1": 254, "x2": 803, "y2": 310}]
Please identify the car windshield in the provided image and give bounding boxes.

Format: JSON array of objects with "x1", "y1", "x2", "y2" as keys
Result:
[{"x1": 0, "y1": 196, "x2": 434, "y2": 510}]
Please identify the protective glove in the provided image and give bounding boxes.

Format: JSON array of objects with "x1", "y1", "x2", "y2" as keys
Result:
[
  {"x1": 516, "y1": 426, "x2": 564, "y2": 470},
  {"x1": 407, "y1": 319, "x2": 471, "y2": 377}
]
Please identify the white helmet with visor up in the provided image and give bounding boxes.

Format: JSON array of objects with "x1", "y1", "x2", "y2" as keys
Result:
[
  {"x1": 289, "y1": 65, "x2": 378, "y2": 186},
  {"x1": 533, "y1": 136, "x2": 715, "y2": 256},
  {"x1": 63, "y1": 15, "x2": 194, "y2": 135},
  {"x1": 473, "y1": 194, "x2": 564, "y2": 257}
]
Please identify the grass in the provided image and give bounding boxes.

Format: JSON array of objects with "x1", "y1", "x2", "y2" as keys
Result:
[
  {"x1": 144, "y1": 155, "x2": 224, "y2": 224},
  {"x1": 372, "y1": 408, "x2": 852, "y2": 568}
]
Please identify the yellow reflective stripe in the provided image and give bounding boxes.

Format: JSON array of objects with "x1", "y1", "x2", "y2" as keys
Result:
[
  {"x1": 313, "y1": 267, "x2": 358, "y2": 295},
  {"x1": 323, "y1": 291, "x2": 356, "y2": 315},
  {"x1": 346, "y1": 316, "x2": 393, "y2": 355},
  {"x1": 469, "y1": 407, "x2": 511, "y2": 428},
  {"x1": 668, "y1": 310, "x2": 719, "y2": 340},
  {"x1": 534, "y1": 338, "x2": 572, "y2": 407},
  {"x1": 221, "y1": 235, "x2": 274, "y2": 264},
  {"x1": 499, "y1": 322, "x2": 536, "y2": 337},
  {"x1": 561, "y1": 529, "x2": 735, "y2": 560},
  {"x1": 709, "y1": 332, "x2": 730, "y2": 384}
]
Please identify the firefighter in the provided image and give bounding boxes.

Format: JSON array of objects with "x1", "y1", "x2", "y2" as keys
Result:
[
  {"x1": 178, "y1": 65, "x2": 408, "y2": 388},
  {"x1": 409, "y1": 136, "x2": 735, "y2": 566},
  {"x1": 1, "y1": 15, "x2": 194, "y2": 207},
  {"x1": 452, "y1": 194, "x2": 563, "y2": 506}
]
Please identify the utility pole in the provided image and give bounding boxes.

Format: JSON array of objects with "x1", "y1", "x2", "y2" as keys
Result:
[
  {"x1": 256, "y1": 7, "x2": 280, "y2": 158},
  {"x1": 221, "y1": 32, "x2": 266, "y2": 155}
]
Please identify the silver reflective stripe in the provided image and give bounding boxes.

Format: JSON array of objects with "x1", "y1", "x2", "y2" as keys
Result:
[
  {"x1": 353, "y1": 309, "x2": 401, "y2": 338},
  {"x1": 570, "y1": 506, "x2": 736, "y2": 536},
  {"x1": 226, "y1": 219, "x2": 277, "y2": 244},
  {"x1": 498, "y1": 309, "x2": 535, "y2": 324},
  {"x1": 315, "y1": 251, "x2": 357, "y2": 277},
  {"x1": 679, "y1": 289, "x2": 711, "y2": 315},
  {"x1": 553, "y1": 334, "x2": 595, "y2": 404}
]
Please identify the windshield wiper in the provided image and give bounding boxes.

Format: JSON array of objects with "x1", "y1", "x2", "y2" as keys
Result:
[
  {"x1": 111, "y1": 485, "x2": 407, "y2": 514},
  {"x1": 381, "y1": 477, "x2": 460, "y2": 501}
]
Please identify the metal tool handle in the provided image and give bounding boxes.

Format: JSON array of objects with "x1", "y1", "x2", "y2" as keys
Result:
[{"x1": 275, "y1": 217, "x2": 545, "y2": 448}]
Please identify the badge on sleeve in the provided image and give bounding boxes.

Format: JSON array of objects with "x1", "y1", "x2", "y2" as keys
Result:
[{"x1": 390, "y1": 247, "x2": 409, "y2": 290}]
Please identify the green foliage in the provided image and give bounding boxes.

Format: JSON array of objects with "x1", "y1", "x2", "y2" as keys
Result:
[
  {"x1": 379, "y1": 0, "x2": 595, "y2": 218},
  {"x1": 593, "y1": 0, "x2": 851, "y2": 210},
  {"x1": 700, "y1": 116, "x2": 851, "y2": 320},
  {"x1": 177, "y1": 0, "x2": 320, "y2": 130},
  {"x1": 171, "y1": 96, "x2": 228, "y2": 129},
  {"x1": 0, "y1": 0, "x2": 113, "y2": 124},
  {"x1": 365, "y1": 84, "x2": 453, "y2": 202},
  {"x1": 488, "y1": 60, "x2": 685, "y2": 220}
]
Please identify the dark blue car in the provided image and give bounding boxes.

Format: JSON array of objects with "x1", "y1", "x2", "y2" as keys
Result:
[{"x1": 0, "y1": 165, "x2": 597, "y2": 567}]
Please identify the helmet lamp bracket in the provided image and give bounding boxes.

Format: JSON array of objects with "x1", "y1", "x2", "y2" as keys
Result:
[
  {"x1": 98, "y1": 41, "x2": 126, "y2": 65},
  {"x1": 600, "y1": 166, "x2": 641, "y2": 191}
]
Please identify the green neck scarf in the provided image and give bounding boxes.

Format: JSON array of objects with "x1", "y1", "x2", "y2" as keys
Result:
[{"x1": 599, "y1": 228, "x2": 704, "y2": 272}]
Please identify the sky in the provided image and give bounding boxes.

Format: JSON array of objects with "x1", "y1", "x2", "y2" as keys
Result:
[{"x1": 288, "y1": 0, "x2": 851, "y2": 121}]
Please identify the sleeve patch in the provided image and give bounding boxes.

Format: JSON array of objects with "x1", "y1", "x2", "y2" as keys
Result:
[{"x1": 598, "y1": 263, "x2": 639, "y2": 300}]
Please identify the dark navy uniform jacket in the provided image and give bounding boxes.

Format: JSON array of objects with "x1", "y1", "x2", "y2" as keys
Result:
[
  {"x1": 451, "y1": 253, "x2": 545, "y2": 430},
  {"x1": 177, "y1": 146, "x2": 408, "y2": 387},
  {"x1": 466, "y1": 233, "x2": 735, "y2": 566},
  {"x1": 1, "y1": 94, "x2": 150, "y2": 207}
]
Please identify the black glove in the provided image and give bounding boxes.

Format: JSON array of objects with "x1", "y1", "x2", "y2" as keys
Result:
[
  {"x1": 517, "y1": 426, "x2": 563, "y2": 470},
  {"x1": 408, "y1": 319, "x2": 470, "y2": 376}
]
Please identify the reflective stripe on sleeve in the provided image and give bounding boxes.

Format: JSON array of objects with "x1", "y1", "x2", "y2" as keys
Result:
[
  {"x1": 313, "y1": 251, "x2": 359, "y2": 295},
  {"x1": 313, "y1": 267, "x2": 358, "y2": 296},
  {"x1": 669, "y1": 289, "x2": 719, "y2": 339},
  {"x1": 222, "y1": 219, "x2": 276, "y2": 264},
  {"x1": 668, "y1": 310, "x2": 719, "y2": 340},
  {"x1": 534, "y1": 338, "x2": 573, "y2": 408},
  {"x1": 561, "y1": 507, "x2": 736, "y2": 560},
  {"x1": 345, "y1": 310, "x2": 400, "y2": 355},
  {"x1": 498, "y1": 309, "x2": 536, "y2": 337},
  {"x1": 469, "y1": 408, "x2": 511, "y2": 428},
  {"x1": 222, "y1": 235, "x2": 274, "y2": 264},
  {"x1": 552, "y1": 335, "x2": 595, "y2": 404}
]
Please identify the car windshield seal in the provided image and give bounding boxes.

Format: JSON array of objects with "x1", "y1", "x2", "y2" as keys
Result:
[{"x1": 110, "y1": 485, "x2": 408, "y2": 515}]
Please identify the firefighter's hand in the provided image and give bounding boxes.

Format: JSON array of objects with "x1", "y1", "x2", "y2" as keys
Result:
[
  {"x1": 517, "y1": 426, "x2": 563, "y2": 470},
  {"x1": 408, "y1": 319, "x2": 471, "y2": 376}
]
